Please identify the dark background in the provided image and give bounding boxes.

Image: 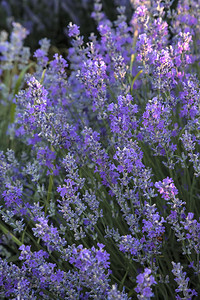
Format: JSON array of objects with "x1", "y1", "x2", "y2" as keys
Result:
[{"x1": 0, "y1": 0, "x2": 179, "y2": 52}]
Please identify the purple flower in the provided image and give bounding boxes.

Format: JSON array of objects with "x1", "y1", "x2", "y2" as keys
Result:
[
  {"x1": 34, "y1": 38, "x2": 50, "y2": 68},
  {"x1": 2, "y1": 182, "x2": 23, "y2": 208},
  {"x1": 0, "y1": 22, "x2": 30, "y2": 70},
  {"x1": 140, "y1": 97, "x2": 177, "y2": 160},
  {"x1": 68, "y1": 22, "x2": 80, "y2": 37},
  {"x1": 76, "y1": 51, "x2": 108, "y2": 116},
  {"x1": 172, "y1": 262, "x2": 197, "y2": 299},
  {"x1": 135, "y1": 268, "x2": 157, "y2": 300},
  {"x1": 119, "y1": 235, "x2": 141, "y2": 256},
  {"x1": 32, "y1": 213, "x2": 67, "y2": 252},
  {"x1": 108, "y1": 94, "x2": 138, "y2": 139},
  {"x1": 142, "y1": 203, "x2": 165, "y2": 244},
  {"x1": 136, "y1": 33, "x2": 153, "y2": 63},
  {"x1": 155, "y1": 177, "x2": 178, "y2": 201}
]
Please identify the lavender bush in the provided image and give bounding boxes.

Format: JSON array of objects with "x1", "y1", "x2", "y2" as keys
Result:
[{"x1": 0, "y1": 0, "x2": 200, "y2": 298}]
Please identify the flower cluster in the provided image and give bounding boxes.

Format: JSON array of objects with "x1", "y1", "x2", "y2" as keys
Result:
[
  {"x1": 1, "y1": 0, "x2": 200, "y2": 299},
  {"x1": 172, "y1": 262, "x2": 197, "y2": 300},
  {"x1": 135, "y1": 268, "x2": 157, "y2": 300},
  {"x1": 155, "y1": 177, "x2": 178, "y2": 202}
]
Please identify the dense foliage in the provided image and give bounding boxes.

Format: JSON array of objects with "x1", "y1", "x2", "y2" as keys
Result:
[{"x1": 0, "y1": 0, "x2": 200, "y2": 299}]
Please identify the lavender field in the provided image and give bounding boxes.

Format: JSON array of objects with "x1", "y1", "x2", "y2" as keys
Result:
[{"x1": 0, "y1": 0, "x2": 200, "y2": 299}]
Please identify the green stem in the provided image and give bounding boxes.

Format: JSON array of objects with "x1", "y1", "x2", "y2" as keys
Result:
[
  {"x1": 119, "y1": 268, "x2": 129, "y2": 291},
  {"x1": 0, "y1": 221, "x2": 22, "y2": 246},
  {"x1": 45, "y1": 172, "x2": 54, "y2": 215},
  {"x1": 130, "y1": 70, "x2": 143, "y2": 94}
]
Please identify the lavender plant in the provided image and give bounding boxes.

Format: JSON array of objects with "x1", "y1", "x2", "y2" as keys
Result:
[{"x1": 0, "y1": 0, "x2": 200, "y2": 299}]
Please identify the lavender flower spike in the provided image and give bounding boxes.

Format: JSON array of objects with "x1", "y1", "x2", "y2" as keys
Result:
[{"x1": 135, "y1": 268, "x2": 157, "y2": 300}]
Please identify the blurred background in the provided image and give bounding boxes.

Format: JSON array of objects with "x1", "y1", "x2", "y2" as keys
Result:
[
  {"x1": 0, "y1": 0, "x2": 133, "y2": 51},
  {"x1": 0, "y1": 0, "x2": 180, "y2": 56}
]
